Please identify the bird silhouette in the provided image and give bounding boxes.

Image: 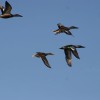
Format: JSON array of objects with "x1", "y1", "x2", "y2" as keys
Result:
[
  {"x1": 32, "y1": 52, "x2": 54, "y2": 68},
  {"x1": 60, "y1": 45, "x2": 85, "y2": 67},
  {"x1": 53, "y1": 23, "x2": 78, "y2": 36},
  {"x1": 0, "y1": 1, "x2": 23, "y2": 18}
]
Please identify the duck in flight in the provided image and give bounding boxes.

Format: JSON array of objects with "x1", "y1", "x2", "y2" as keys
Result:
[
  {"x1": 60, "y1": 45, "x2": 85, "y2": 67},
  {"x1": 32, "y1": 52, "x2": 54, "y2": 68},
  {"x1": 0, "y1": 1, "x2": 23, "y2": 18},
  {"x1": 53, "y1": 23, "x2": 78, "y2": 36}
]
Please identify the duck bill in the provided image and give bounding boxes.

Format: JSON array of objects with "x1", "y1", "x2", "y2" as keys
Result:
[
  {"x1": 32, "y1": 54, "x2": 35, "y2": 57},
  {"x1": 13, "y1": 14, "x2": 23, "y2": 17},
  {"x1": 59, "y1": 47, "x2": 64, "y2": 49},
  {"x1": 80, "y1": 46, "x2": 85, "y2": 48},
  {"x1": 53, "y1": 30, "x2": 56, "y2": 32},
  {"x1": 49, "y1": 53, "x2": 54, "y2": 55},
  {"x1": 77, "y1": 45, "x2": 85, "y2": 48},
  {"x1": 72, "y1": 26, "x2": 78, "y2": 29}
]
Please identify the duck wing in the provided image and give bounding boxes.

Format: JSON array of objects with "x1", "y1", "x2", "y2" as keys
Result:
[
  {"x1": 41, "y1": 56, "x2": 51, "y2": 68},
  {"x1": 64, "y1": 30, "x2": 72, "y2": 35},
  {"x1": 0, "y1": 6, "x2": 5, "y2": 14},
  {"x1": 64, "y1": 49, "x2": 72, "y2": 67},
  {"x1": 3, "y1": 1, "x2": 12, "y2": 14},
  {"x1": 71, "y1": 48, "x2": 80, "y2": 59},
  {"x1": 53, "y1": 29, "x2": 61, "y2": 34}
]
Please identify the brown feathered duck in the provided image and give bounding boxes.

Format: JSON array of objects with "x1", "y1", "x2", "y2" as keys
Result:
[
  {"x1": 53, "y1": 23, "x2": 78, "y2": 36},
  {"x1": 0, "y1": 1, "x2": 23, "y2": 18},
  {"x1": 32, "y1": 52, "x2": 54, "y2": 68},
  {"x1": 60, "y1": 45, "x2": 85, "y2": 67}
]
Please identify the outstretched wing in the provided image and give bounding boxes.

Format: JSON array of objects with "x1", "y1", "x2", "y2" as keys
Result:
[
  {"x1": 64, "y1": 49, "x2": 72, "y2": 67},
  {"x1": 53, "y1": 29, "x2": 61, "y2": 35},
  {"x1": 0, "y1": 6, "x2": 5, "y2": 14},
  {"x1": 3, "y1": 1, "x2": 12, "y2": 14},
  {"x1": 64, "y1": 30, "x2": 72, "y2": 35},
  {"x1": 71, "y1": 48, "x2": 80, "y2": 59},
  {"x1": 41, "y1": 56, "x2": 51, "y2": 68}
]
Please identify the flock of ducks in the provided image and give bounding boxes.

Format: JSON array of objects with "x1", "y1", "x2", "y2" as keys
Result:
[
  {"x1": 0, "y1": 1, "x2": 85, "y2": 68},
  {"x1": 32, "y1": 22, "x2": 85, "y2": 68}
]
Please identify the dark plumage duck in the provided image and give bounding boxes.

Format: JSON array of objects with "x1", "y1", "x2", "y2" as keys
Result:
[
  {"x1": 60, "y1": 45, "x2": 85, "y2": 67},
  {"x1": 53, "y1": 23, "x2": 78, "y2": 36},
  {"x1": 32, "y1": 52, "x2": 54, "y2": 68},
  {"x1": 0, "y1": 1, "x2": 23, "y2": 18}
]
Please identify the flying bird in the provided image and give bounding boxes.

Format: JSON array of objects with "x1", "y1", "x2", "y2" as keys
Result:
[
  {"x1": 53, "y1": 23, "x2": 78, "y2": 36},
  {"x1": 0, "y1": 1, "x2": 23, "y2": 18},
  {"x1": 60, "y1": 45, "x2": 85, "y2": 67},
  {"x1": 32, "y1": 52, "x2": 54, "y2": 68}
]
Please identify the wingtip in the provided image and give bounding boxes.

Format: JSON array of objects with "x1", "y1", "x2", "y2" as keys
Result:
[
  {"x1": 5, "y1": 1, "x2": 9, "y2": 4},
  {"x1": 68, "y1": 63, "x2": 72, "y2": 67},
  {"x1": 46, "y1": 65, "x2": 51, "y2": 68},
  {"x1": 48, "y1": 66, "x2": 52, "y2": 68},
  {"x1": 77, "y1": 56, "x2": 80, "y2": 59},
  {"x1": 68, "y1": 65, "x2": 72, "y2": 67}
]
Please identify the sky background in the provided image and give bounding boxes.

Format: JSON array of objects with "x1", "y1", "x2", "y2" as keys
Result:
[{"x1": 0, "y1": 0, "x2": 100, "y2": 100}]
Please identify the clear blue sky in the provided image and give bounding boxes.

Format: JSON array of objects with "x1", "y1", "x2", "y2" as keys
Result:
[{"x1": 0, "y1": 0, "x2": 100, "y2": 100}]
